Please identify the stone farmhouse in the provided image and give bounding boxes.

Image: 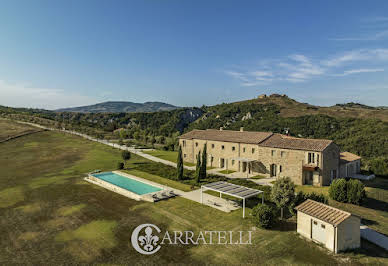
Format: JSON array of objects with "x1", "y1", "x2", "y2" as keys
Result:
[{"x1": 179, "y1": 128, "x2": 361, "y2": 186}]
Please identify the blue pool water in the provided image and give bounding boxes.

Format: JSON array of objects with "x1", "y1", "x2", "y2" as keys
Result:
[{"x1": 92, "y1": 172, "x2": 161, "y2": 195}]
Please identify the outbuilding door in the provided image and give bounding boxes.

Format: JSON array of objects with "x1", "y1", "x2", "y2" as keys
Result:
[{"x1": 312, "y1": 220, "x2": 327, "y2": 244}]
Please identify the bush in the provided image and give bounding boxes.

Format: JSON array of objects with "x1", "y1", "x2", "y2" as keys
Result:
[
  {"x1": 347, "y1": 179, "x2": 366, "y2": 205},
  {"x1": 117, "y1": 162, "x2": 124, "y2": 170},
  {"x1": 291, "y1": 191, "x2": 327, "y2": 215},
  {"x1": 251, "y1": 204, "x2": 276, "y2": 229},
  {"x1": 329, "y1": 178, "x2": 348, "y2": 202}
]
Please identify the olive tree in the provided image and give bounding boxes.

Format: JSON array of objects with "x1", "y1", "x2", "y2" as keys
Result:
[{"x1": 271, "y1": 177, "x2": 295, "y2": 219}]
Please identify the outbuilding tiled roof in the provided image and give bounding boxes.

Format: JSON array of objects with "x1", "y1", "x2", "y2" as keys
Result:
[
  {"x1": 259, "y1": 133, "x2": 333, "y2": 152},
  {"x1": 340, "y1": 152, "x2": 361, "y2": 164},
  {"x1": 295, "y1": 199, "x2": 352, "y2": 226},
  {"x1": 178, "y1": 129, "x2": 273, "y2": 144}
]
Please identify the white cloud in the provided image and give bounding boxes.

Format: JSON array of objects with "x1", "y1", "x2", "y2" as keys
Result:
[
  {"x1": 332, "y1": 68, "x2": 384, "y2": 77},
  {"x1": 0, "y1": 80, "x2": 98, "y2": 110},
  {"x1": 224, "y1": 49, "x2": 388, "y2": 86},
  {"x1": 323, "y1": 49, "x2": 388, "y2": 67}
]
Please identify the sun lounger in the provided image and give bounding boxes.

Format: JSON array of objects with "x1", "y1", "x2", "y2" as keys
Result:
[{"x1": 152, "y1": 194, "x2": 160, "y2": 202}]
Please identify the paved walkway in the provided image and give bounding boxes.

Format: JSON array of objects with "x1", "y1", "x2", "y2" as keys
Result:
[
  {"x1": 360, "y1": 225, "x2": 388, "y2": 251},
  {"x1": 182, "y1": 189, "x2": 240, "y2": 213},
  {"x1": 249, "y1": 177, "x2": 276, "y2": 187}
]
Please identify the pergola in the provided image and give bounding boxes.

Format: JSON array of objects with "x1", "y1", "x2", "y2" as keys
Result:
[{"x1": 201, "y1": 181, "x2": 264, "y2": 218}]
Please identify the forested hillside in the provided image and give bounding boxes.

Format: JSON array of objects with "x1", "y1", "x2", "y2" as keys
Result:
[
  {"x1": 55, "y1": 101, "x2": 178, "y2": 113},
  {"x1": 1, "y1": 95, "x2": 387, "y2": 175}
]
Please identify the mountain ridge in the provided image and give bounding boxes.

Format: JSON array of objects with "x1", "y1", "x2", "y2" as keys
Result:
[{"x1": 55, "y1": 101, "x2": 178, "y2": 113}]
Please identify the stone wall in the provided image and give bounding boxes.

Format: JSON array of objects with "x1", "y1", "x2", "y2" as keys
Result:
[
  {"x1": 180, "y1": 137, "x2": 329, "y2": 186},
  {"x1": 339, "y1": 159, "x2": 361, "y2": 177},
  {"x1": 322, "y1": 143, "x2": 340, "y2": 185}
]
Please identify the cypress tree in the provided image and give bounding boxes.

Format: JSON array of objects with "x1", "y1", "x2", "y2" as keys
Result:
[
  {"x1": 177, "y1": 145, "x2": 184, "y2": 180},
  {"x1": 195, "y1": 151, "x2": 201, "y2": 183},
  {"x1": 200, "y1": 144, "x2": 207, "y2": 179}
]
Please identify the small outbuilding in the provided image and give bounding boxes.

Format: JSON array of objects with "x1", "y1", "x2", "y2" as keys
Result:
[
  {"x1": 295, "y1": 199, "x2": 360, "y2": 253},
  {"x1": 340, "y1": 151, "x2": 361, "y2": 177}
]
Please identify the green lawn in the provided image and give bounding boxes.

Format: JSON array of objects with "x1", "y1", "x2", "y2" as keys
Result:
[
  {"x1": 249, "y1": 174, "x2": 267, "y2": 179},
  {"x1": 218, "y1": 169, "x2": 236, "y2": 174},
  {"x1": 143, "y1": 150, "x2": 196, "y2": 167},
  {"x1": 123, "y1": 169, "x2": 192, "y2": 192},
  {"x1": 0, "y1": 124, "x2": 387, "y2": 264},
  {"x1": 296, "y1": 178, "x2": 388, "y2": 236}
]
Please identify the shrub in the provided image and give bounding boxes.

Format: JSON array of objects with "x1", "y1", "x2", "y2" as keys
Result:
[
  {"x1": 307, "y1": 192, "x2": 328, "y2": 204},
  {"x1": 290, "y1": 191, "x2": 327, "y2": 215},
  {"x1": 347, "y1": 179, "x2": 366, "y2": 205},
  {"x1": 329, "y1": 178, "x2": 347, "y2": 202},
  {"x1": 117, "y1": 162, "x2": 124, "y2": 170},
  {"x1": 251, "y1": 204, "x2": 276, "y2": 229}
]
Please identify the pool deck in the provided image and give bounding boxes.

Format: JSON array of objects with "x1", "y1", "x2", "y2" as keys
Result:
[{"x1": 86, "y1": 171, "x2": 241, "y2": 213}]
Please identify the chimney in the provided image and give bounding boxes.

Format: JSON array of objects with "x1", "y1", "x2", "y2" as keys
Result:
[
  {"x1": 220, "y1": 127, "x2": 223, "y2": 131},
  {"x1": 240, "y1": 127, "x2": 244, "y2": 132}
]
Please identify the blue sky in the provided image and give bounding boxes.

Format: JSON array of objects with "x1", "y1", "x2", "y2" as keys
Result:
[{"x1": 0, "y1": 0, "x2": 388, "y2": 109}]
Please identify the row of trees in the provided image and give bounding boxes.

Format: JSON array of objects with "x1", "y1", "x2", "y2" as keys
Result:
[{"x1": 176, "y1": 144, "x2": 208, "y2": 182}]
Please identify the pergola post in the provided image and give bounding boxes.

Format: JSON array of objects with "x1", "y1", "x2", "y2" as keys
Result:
[
  {"x1": 201, "y1": 186, "x2": 203, "y2": 204},
  {"x1": 243, "y1": 198, "x2": 245, "y2": 218},
  {"x1": 262, "y1": 193, "x2": 264, "y2": 204},
  {"x1": 220, "y1": 192, "x2": 222, "y2": 198}
]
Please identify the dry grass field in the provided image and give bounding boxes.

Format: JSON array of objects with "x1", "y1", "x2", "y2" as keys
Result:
[{"x1": 0, "y1": 119, "x2": 42, "y2": 141}]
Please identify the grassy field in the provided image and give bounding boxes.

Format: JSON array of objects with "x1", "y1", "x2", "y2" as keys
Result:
[
  {"x1": 219, "y1": 169, "x2": 236, "y2": 174},
  {"x1": 0, "y1": 125, "x2": 387, "y2": 264},
  {"x1": 296, "y1": 178, "x2": 388, "y2": 236},
  {"x1": 0, "y1": 119, "x2": 42, "y2": 141},
  {"x1": 143, "y1": 150, "x2": 195, "y2": 167}
]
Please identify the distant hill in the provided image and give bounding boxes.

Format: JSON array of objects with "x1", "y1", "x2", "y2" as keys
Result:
[
  {"x1": 55, "y1": 101, "x2": 178, "y2": 113},
  {"x1": 234, "y1": 94, "x2": 388, "y2": 122}
]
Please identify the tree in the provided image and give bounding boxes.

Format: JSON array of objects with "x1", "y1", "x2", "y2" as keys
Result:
[
  {"x1": 200, "y1": 144, "x2": 207, "y2": 179},
  {"x1": 121, "y1": 150, "x2": 131, "y2": 169},
  {"x1": 195, "y1": 151, "x2": 201, "y2": 183},
  {"x1": 251, "y1": 204, "x2": 276, "y2": 229},
  {"x1": 329, "y1": 178, "x2": 347, "y2": 202},
  {"x1": 177, "y1": 145, "x2": 184, "y2": 180},
  {"x1": 117, "y1": 162, "x2": 124, "y2": 170},
  {"x1": 347, "y1": 179, "x2": 366, "y2": 205},
  {"x1": 271, "y1": 177, "x2": 295, "y2": 219}
]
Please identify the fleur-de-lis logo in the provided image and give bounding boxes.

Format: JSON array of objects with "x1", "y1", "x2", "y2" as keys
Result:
[
  {"x1": 138, "y1": 226, "x2": 159, "y2": 251},
  {"x1": 131, "y1": 223, "x2": 162, "y2": 255}
]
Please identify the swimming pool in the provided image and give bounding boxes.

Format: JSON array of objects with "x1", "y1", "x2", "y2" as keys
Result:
[{"x1": 91, "y1": 172, "x2": 162, "y2": 195}]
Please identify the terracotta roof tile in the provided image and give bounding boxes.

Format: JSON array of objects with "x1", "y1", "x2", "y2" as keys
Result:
[
  {"x1": 259, "y1": 133, "x2": 333, "y2": 152},
  {"x1": 295, "y1": 199, "x2": 353, "y2": 226},
  {"x1": 340, "y1": 152, "x2": 361, "y2": 164},
  {"x1": 178, "y1": 129, "x2": 273, "y2": 144},
  {"x1": 179, "y1": 129, "x2": 333, "y2": 151}
]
